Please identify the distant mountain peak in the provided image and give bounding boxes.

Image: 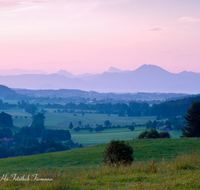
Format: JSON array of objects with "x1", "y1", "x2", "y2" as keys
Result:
[
  {"x1": 135, "y1": 64, "x2": 170, "y2": 73},
  {"x1": 107, "y1": 66, "x2": 122, "y2": 73},
  {"x1": 139, "y1": 64, "x2": 163, "y2": 68},
  {"x1": 57, "y1": 70, "x2": 75, "y2": 78}
]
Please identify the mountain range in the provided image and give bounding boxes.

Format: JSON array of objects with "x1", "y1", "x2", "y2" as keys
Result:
[{"x1": 0, "y1": 64, "x2": 200, "y2": 94}]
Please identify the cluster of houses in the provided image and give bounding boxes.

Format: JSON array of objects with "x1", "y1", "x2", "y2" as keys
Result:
[{"x1": 0, "y1": 138, "x2": 15, "y2": 144}]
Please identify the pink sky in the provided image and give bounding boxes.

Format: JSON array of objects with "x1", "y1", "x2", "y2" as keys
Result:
[{"x1": 0, "y1": 0, "x2": 200, "y2": 75}]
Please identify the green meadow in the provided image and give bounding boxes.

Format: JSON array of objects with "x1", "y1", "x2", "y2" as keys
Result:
[
  {"x1": 0, "y1": 108, "x2": 182, "y2": 145},
  {"x1": 70, "y1": 127, "x2": 146, "y2": 145},
  {"x1": 44, "y1": 111, "x2": 157, "y2": 128},
  {"x1": 0, "y1": 108, "x2": 157, "y2": 128},
  {"x1": 44, "y1": 111, "x2": 157, "y2": 145},
  {"x1": 1, "y1": 138, "x2": 200, "y2": 189}
]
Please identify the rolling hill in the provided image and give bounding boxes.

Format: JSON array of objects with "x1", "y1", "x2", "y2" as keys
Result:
[
  {"x1": 1, "y1": 138, "x2": 200, "y2": 189},
  {"x1": 1, "y1": 138, "x2": 200, "y2": 173},
  {"x1": 0, "y1": 84, "x2": 17, "y2": 97}
]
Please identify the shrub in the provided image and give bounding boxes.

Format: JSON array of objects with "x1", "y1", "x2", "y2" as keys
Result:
[
  {"x1": 146, "y1": 128, "x2": 160, "y2": 138},
  {"x1": 102, "y1": 140, "x2": 133, "y2": 166},
  {"x1": 138, "y1": 130, "x2": 148, "y2": 139},
  {"x1": 138, "y1": 128, "x2": 171, "y2": 139}
]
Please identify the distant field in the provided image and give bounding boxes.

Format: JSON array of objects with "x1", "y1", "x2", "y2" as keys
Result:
[
  {"x1": 0, "y1": 108, "x2": 32, "y2": 128},
  {"x1": 42, "y1": 110, "x2": 182, "y2": 144},
  {"x1": 44, "y1": 110, "x2": 157, "y2": 128},
  {"x1": 0, "y1": 107, "x2": 157, "y2": 129},
  {"x1": 44, "y1": 111, "x2": 158, "y2": 145},
  {"x1": 70, "y1": 127, "x2": 146, "y2": 145},
  {"x1": 0, "y1": 108, "x2": 182, "y2": 144},
  {"x1": 70, "y1": 128, "x2": 182, "y2": 146},
  {"x1": 3, "y1": 100, "x2": 19, "y2": 104}
]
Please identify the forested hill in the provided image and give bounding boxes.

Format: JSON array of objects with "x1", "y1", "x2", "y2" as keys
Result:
[
  {"x1": 150, "y1": 94, "x2": 200, "y2": 118},
  {"x1": 0, "y1": 85, "x2": 16, "y2": 97}
]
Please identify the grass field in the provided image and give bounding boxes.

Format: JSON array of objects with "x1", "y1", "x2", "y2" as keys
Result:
[
  {"x1": 39, "y1": 110, "x2": 182, "y2": 145},
  {"x1": 0, "y1": 108, "x2": 32, "y2": 128},
  {"x1": 44, "y1": 111, "x2": 157, "y2": 128},
  {"x1": 70, "y1": 127, "x2": 145, "y2": 145},
  {"x1": 0, "y1": 108, "x2": 157, "y2": 128},
  {"x1": 45, "y1": 111, "x2": 161, "y2": 145},
  {"x1": 70, "y1": 129, "x2": 182, "y2": 146},
  {"x1": 0, "y1": 108, "x2": 182, "y2": 145},
  {"x1": 1, "y1": 138, "x2": 200, "y2": 189}
]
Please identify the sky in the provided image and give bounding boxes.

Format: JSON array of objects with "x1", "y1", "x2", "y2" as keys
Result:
[{"x1": 0, "y1": 0, "x2": 200, "y2": 75}]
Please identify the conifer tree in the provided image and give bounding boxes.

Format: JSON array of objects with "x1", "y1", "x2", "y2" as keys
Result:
[{"x1": 182, "y1": 101, "x2": 200, "y2": 137}]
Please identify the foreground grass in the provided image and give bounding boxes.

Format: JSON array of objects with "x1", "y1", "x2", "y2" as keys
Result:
[
  {"x1": 1, "y1": 138, "x2": 200, "y2": 189},
  {"x1": 1, "y1": 153, "x2": 200, "y2": 189}
]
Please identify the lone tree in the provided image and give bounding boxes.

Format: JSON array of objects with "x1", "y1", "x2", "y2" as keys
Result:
[
  {"x1": 182, "y1": 101, "x2": 200, "y2": 137},
  {"x1": 102, "y1": 140, "x2": 133, "y2": 166},
  {"x1": 25, "y1": 104, "x2": 37, "y2": 115},
  {"x1": 69, "y1": 122, "x2": 73, "y2": 130},
  {"x1": 95, "y1": 124, "x2": 104, "y2": 132},
  {"x1": 78, "y1": 121, "x2": 82, "y2": 127},
  {"x1": 31, "y1": 113, "x2": 45, "y2": 137},
  {"x1": 128, "y1": 125, "x2": 135, "y2": 131},
  {"x1": 128, "y1": 122, "x2": 136, "y2": 131},
  {"x1": 104, "y1": 120, "x2": 111, "y2": 127}
]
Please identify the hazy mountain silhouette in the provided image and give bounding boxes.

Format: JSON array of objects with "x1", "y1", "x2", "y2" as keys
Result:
[
  {"x1": 76, "y1": 73, "x2": 100, "y2": 81},
  {"x1": 56, "y1": 66, "x2": 122, "y2": 80},
  {"x1": 0, "y1": 74, "x2": 84, "y2": 90},
  {"x1": 86, "y1": 64, "x2": 200, "y2": 93},
  {"x1": 1, "y1": 64, "x2": 200, "y2": 93},
  {"x1": 107, "y1": 66, "x2": 122, "y2": 73},
  {"x1": 56, "y1": 70, "x2": 75, "y2": 78}
]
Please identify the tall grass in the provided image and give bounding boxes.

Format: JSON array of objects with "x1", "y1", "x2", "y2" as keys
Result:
[{"x1": 1, "y1": 152, "x2": 200, "y2": 189}]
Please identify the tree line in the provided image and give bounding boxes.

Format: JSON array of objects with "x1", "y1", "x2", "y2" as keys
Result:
[
  {"x1": 3, "y1": 94, "x2": 200, "y2": 119},
  {"x1": 150, "y1": 95, "x2": 200, "y2": 118}
]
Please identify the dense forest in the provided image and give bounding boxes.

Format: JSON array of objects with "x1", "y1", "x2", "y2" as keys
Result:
[
  {"x1": 150, "y1": 95, "x2": 200, "y2": 118},
  {"x1": 43, "y1": 94, "x2": 200, "y2": 119}
]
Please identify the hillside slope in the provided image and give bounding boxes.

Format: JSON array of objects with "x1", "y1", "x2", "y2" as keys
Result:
[
  {"x1": 1, "y1": 138, "x2": 200, "y2": 174},
  {"x1": 0, "y1": 84, "x2": 17, "y2": 97}
]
